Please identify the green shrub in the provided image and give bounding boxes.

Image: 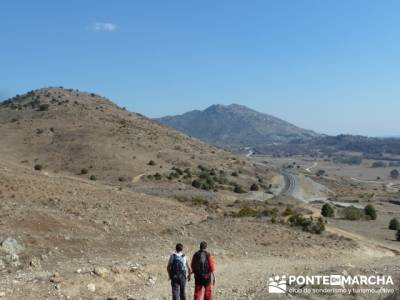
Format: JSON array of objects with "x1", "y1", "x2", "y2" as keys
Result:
[
  {"x1": 148, "y1": 160, "x2": 156, "y2": 166},
  {"x1": 192, "y1": 197, "x2": 209, "y2": 206},
  {"x1": 233, "y1": 185, "x2": 246, "y2": 194},
  {"x1": 81, "y1": 168, "x2": 88, "y2": 175},
  {"x1": 172, "y1": 167, "x2": 183, "y2": 176},
  {"x1": 372, "y1": 161, "x2": 386, "y2": 168},
  {"x1": 250, "y1": 183, "x2": 259, "y2": 191},
  {"x1": 192, "y1": 180, "x2": 201, "y2": 189},
  {"x1": 154, "y1": 173, "x2": 162, "y2": 180},
  {"x1": 342, "y1": 206, "x2": 363, "y2": 221},
  {"x1": 308, "y1": 218, "x2": 325, "y2": 234},
  {"x1": 364, "y1": 204, "x2": 377, "y2": 220},
  {"x1": 118, "y1": 176, "x2": 127, "y2": 182},
  {"x1": 270, "y1": 208, "x2": 279, "y2": 217},
  {"x1": 38, "y1": 104, "x2": 49, "y2": 111},
  {"x1": 391, "y1": 169, "x2": 399, "y2": 179},
  {"x1": 237, "y1": 207, "x2": 258, "y2": 217},
  {"x1": 282, "y1": 207, "x2": 294, "y2": 216},
  {"x1": 389, "y1": 218, "x2": 399, "y2": 230},
  {"x1": 34, "y1": 164, "x2": 43, "y2": 171},
  {"x1": 167, "y1": 172, "x2": 179, "y2": 180},
  {"x1": 397, "y1": 230, "x2": 400, "y2": 241},
  {"x1": 288, "y1": 214, "x2": 325, "y2": 234},
  {"x1": 261, "y1": 209, "x2": 270, "y2": 216},
  {"x1": 321, "y1": 203, "x2": 335, "y2": 217},
  {"x1": 90, "y1": 175, "x2": 97, "y2": 181},
  {"x1": 288, "y1": 214, "x2": 311, "y2": 227},
  {"x1": 231, "y1": 171, "x2": 238, "y2": 177},
  {"x1": 271, "y1": 217, "x2": 277, "y2": 224}
]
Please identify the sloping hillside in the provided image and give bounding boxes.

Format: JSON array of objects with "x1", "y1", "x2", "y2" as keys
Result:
[
  {"x1": 156, "y1": 104, "x2": 320, "y2": 150},
  {"x1": 0, "y1": 89, "x2": 270, "y2": 189}
]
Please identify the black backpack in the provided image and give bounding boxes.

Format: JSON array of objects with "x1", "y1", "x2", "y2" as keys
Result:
[
  {"x1": 170, "y1": 254, "x2": 186, "y2": 279},
  {"x1": 192, "y1": 250, "x2": 211, "y2": 286}
]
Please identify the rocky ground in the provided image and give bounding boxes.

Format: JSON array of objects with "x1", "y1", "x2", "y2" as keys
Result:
[{"x1": 1, "y1": 158, "x2": 399, "y2": 299}]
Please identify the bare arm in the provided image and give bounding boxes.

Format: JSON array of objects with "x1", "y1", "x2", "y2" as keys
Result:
[
  {"x1": 186, "y1": 260, "x2": 191, "y2": 281},
  {"x1": 167, "y1": 256, "x2": 172, "y2": 280}
]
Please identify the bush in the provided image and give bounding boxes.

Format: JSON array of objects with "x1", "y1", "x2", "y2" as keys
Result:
[
  {"x1": 390, "y1": 169, "x2": 399, "y2": 179},
  {"x1": 397, "y1": 230, "x2": 400, "y2": 241},
  {"x1": 237, "y1": 207, "x2": 258, "y2": 217},
  {"x1": 34, "y1": 164, "x2": 43, "y2": 171},
  {"x1": 38, "y1": 104, "x2": 49, "y2": 111},
  {"x1": 309, "y1": 218, "x2": 326, "y2": 234},
  {"x1": 334, "y1": 156, "x2": 362, "y2": 165},
  {"x1": 316, "y1": 169, "x2": 326, "y2": 177},
  {"x1": 270, "y1": 208, "x2": 279, "y2": 217},
  {"x1": 90, "y1": 175, "x2": 97, "y2": 181},
  {"x1": 154, "y1": 173, "x2": 162, "y2": 180},
  {"x1": 118, "y1": 176, "x2": 127, "y2": 182},
  {"x1": 282, "y1": 207, "x2": 294, "y2": 216},
  {"x1": 364, "y1": 204, "x2": 377, "y2": 220},
  {"x1": 148, "y1": 160, "x2": 156, "y2": 166},
  {"x1": 321, "y1": 203, "x2": 334, "y2": 217},
  {"x1": 231, "y1": 171, "x2": 238, "y2": 177},
  {"x1": 192, "y1": 197, "x2": 209, "y2": 206},
  {"x1": 172, "y1": 167, "x2": 183, "y2": 176},
  {"x1": 233, "y1": 185, "x2": 246, "y2": 194},
  {"x1": 288, "y1": 214, "x2": 325, "y2": 234},
  {"x1": 372, "y1": 161, "x2": 387, "y2": 168},
  {"x1": 389, "y1": 218, "x2": 399, "y2": 230},
  {"x1": 342, "y1": 206, "x2": 363, "y2": 221},
  {"x1": 288, "y1": 214, "x2": 311, "y2": 227},
  {"x1": 81, "y1": 168, "x2": 88, "y2": 175},
  {"x1": 192, "y1": 180, "x2": 201, "y2": 189},
  {"x1": 250, "y1": 183, "x2": 259, "y2": 191}
]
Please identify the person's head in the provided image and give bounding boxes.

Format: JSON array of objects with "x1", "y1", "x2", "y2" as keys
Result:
[
  {"x1": 200, "y1": 241, "x2": 207, "y2": 250},
  {"x1": 175, "y1": 243, "x2": 183, "y2": 253}
]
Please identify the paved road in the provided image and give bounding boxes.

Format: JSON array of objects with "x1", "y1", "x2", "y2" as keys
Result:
[
  {"x1": 252, "y1": 158, "x2": 298, "y2": 197},
  {"x1": 281, "y1": 171, "x2": 297, "y2": 196}
]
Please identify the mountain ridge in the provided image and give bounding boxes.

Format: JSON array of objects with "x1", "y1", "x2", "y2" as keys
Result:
[{"x1": 156, "y1": 103, "x2": 321, "y2": 150}]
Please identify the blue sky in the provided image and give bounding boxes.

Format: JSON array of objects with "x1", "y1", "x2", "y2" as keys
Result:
[{"x1": 1, "y1": 0, "x2": 400, "y2": 136}]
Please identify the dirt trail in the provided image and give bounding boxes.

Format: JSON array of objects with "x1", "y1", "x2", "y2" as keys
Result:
[{"x1": 138, "y1": 245, "x2": 398, "y2": 300}]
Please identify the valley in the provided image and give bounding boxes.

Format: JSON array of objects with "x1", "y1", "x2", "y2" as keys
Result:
[{"x1": 0, "y1": 88, "x2": 399, "y2": 299}]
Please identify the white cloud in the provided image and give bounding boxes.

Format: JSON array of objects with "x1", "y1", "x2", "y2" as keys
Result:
[{"x1": 92, "y1": 22, "x2": 117, "y2": 32}]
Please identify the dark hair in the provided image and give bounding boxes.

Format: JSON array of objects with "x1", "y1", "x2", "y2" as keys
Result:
[
  {"x1": 176, "y1": 243, "x2": 183, "y2": 252},
  {"x1": 200, "y1": 241, "x2": 207, "y2": 250}
]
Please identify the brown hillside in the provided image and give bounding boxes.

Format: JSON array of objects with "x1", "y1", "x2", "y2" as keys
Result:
[{"x1": 0, "y1": 87, "x2": 270, "y2": 189}]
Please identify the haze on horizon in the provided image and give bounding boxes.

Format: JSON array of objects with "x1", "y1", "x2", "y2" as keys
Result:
[{"x1": 1, "y1": 0, "x2": 400, "y2": 137}]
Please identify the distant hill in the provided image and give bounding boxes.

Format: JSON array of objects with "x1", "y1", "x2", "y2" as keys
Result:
[{"x1": 156, "y1": 104, "x2": 320, "y2": 150}]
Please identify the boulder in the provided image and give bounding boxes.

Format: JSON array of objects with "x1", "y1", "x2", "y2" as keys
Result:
[
  {"x1": 87, "y1": 283, "x2": 96, "y2": 292},
  {"x1": 94, "y1": 266, "x2": 109, "y2": 278},
  {"x1": 0, "y1": 238, "x2": 24, "y2": 255}
]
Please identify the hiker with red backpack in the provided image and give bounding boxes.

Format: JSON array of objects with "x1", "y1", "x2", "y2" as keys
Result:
[
  {"x1": 191, "y1": 241, "x2": 216, "y2": 300},
  {"x1": 167, "y1": 243, "x2": 192, "y2": 300}
]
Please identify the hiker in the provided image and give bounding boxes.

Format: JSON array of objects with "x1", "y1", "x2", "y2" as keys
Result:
[
  {"x1": 191, "y1": 241, "x2": 216, "y2": 300},
  {"x1": 167, "y1": 243, "x2": 191, "y2": 300}
]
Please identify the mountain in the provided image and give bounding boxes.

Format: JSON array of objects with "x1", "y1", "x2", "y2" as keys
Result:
[{"x1": 156, "y1": 104, "x2": 320, "y2": 150}]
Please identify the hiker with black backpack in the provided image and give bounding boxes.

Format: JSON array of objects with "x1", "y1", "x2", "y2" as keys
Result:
[
  {"x1": 167, "y1": 243, "x2": 192, "y2": 300},
  {"x1": 191, "y1": 241, "x2": 216, "y2": 300}
]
